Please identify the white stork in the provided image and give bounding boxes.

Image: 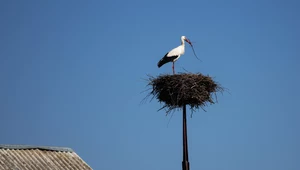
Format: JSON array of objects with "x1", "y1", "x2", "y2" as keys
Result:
[{"x1": 157, "y1": 36, "x2": 192, "y2": 74}]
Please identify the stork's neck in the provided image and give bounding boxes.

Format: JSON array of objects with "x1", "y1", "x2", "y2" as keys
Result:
[{"x1": 181, "y1": 38, "x2": 185, "y2": 46}]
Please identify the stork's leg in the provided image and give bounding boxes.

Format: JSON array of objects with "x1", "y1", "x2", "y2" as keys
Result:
[{"x1": 172, "y1": 61, "x2": 175, "y2": 75}]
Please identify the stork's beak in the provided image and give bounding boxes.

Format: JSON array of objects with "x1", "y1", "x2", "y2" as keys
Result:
[{"x1": 185, "y1": 38, "x2": 192, "y2": 46}]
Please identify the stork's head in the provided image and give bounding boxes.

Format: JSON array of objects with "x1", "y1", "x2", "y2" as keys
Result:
[{"x1": 181, "y1": 36, "x2": 192, "y2": 46}]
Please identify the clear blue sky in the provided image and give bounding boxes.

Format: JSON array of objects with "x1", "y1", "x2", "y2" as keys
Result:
[{"x1": 1, "y1": 1, "x2": 299, "y2": 169}]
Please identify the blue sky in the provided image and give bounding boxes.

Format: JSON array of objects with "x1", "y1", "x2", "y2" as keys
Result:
[{"x1": 1, "y1": 0, "x2": 300, "y2": 169}]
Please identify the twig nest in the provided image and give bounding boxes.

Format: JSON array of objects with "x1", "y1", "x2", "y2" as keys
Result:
[{"x1": 147, "y1": 73, "x2": 223, "y2": 113}]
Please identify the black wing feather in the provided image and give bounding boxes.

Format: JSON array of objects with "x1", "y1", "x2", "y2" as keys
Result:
[{"x1": 157, "y1": 53, "x2": 178, "y2": 68}]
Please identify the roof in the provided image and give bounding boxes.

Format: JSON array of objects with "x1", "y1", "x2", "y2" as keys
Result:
[{"x1": 0, "y1": 144, "x2": 92, "y2": 170}]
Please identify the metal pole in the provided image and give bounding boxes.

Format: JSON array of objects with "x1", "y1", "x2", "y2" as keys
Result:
[{"x1": 182, "y1": 104, "x2": 190, "y2": 170}]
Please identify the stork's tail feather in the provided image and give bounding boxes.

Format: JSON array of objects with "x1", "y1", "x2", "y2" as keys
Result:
[
  {"x1": 157, "y1": 58, "x2": 168, "y2": 68},
  {"x1": 158, "y1": 53, "x2": 177, "y2": 68}
]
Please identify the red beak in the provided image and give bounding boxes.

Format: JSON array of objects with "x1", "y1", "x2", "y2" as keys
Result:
[{"x1": 185, "y1": 38, "x2": 192, "y2": 45}]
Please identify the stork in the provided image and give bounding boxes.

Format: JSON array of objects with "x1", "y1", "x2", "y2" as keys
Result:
[{"x1": 157, "y1": 36, "x2": 192, "y2": 74}]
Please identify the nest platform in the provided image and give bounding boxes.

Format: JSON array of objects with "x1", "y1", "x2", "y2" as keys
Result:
[{"x1": 147, "y1": 73, "x2": 223, "y2": 113}]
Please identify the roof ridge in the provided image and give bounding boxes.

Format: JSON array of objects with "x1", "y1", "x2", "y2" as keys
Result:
[{"x1": 0, "y1": 144, "x2": 73, "y2": 152}]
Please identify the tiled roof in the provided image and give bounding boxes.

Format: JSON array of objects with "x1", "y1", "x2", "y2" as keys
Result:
[{"x1": 0, "y1": 145, "x2": 92, "y2": 170}]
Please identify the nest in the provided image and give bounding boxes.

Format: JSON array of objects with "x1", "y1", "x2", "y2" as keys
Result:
[{"x1": 146, "y1": 73, "x2": 223, "y2": 114}]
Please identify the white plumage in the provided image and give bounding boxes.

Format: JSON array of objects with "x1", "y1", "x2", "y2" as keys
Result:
[
  {"x1": 157, "y1": 36, "x2": 192, "y2": 74},
  {"x1": 167, "y1": 45, "x2": 185, "y2": 61}
]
